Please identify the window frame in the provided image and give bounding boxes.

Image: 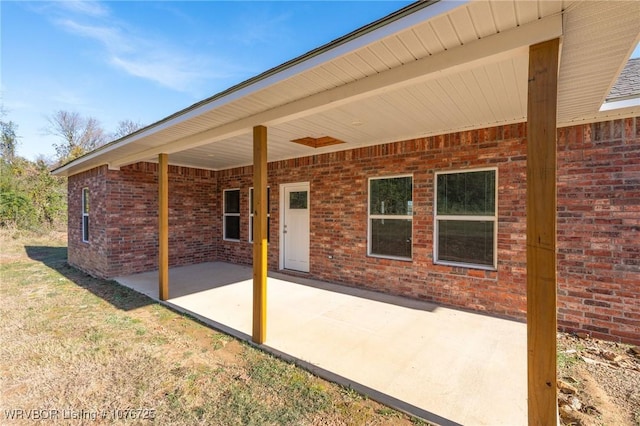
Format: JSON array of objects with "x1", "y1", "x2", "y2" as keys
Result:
[
  {"x1": 223, "y1": 188, "x2": 241, "y2": 241},
  {"x1": 433, "y1": 167, "x2": 498, "y2": 270},
  {"x1": 367, "y1": 174, "x2": 413, "y2": 261},
  {"x1": 81, "y1": 187, "x2": 89, "y2": 243},
  {"x1": 249, "y1": 186, "x2": 271, "y2": 243}
]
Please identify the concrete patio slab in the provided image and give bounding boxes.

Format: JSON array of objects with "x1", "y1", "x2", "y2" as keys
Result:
[{"x1": 116, "y1": 262, "x2": 527, "y2": 426}]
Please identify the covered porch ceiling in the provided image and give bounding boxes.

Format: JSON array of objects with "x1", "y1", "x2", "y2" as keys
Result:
[{"x1": 53, "y1": 0, "x2": 640, "y2": 177}]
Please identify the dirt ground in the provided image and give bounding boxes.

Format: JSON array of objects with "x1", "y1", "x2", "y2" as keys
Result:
[{"x1": 557, "y1": 332, "x2": 640, "y2": 426}]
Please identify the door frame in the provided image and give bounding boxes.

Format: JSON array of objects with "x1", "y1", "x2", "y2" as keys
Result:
[{"x1": 279, "y1": 181, "x2": 310, "y2": 271}]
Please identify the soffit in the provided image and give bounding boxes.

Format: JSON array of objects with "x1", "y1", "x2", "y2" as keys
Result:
[
  {"x1": 53, "y1": 0, "x2": 640, "y2": 176},
  {"x1": 169, "y1": 51, "x2": 531, "y2": 171},
  {"x1": 557, "y1": 0, "x2": 640, "y2": 124}
]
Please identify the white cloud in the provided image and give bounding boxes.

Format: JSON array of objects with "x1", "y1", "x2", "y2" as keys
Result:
[
  {"x1": 49, "y1": 2, "x2": 235, "y2": 93},
  {"x1": 56, "y1": 0, "x2": 109, "y2": 18},
  {"x1": 56, "y1": 19, "x2": 133, "y2": 52},
  {"x1": 109, "y1": 56, "x2": 208, "y2": 93}
]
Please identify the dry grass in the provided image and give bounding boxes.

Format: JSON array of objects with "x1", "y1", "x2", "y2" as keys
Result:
[{"x1": 0, "y1": 229, "x2": 424, "y2": 425}]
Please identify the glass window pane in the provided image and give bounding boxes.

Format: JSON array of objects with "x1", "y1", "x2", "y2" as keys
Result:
[
  {"x1": 83, "y1": 216, "x2": 89, "y2": 241},
  {"x1": 370, "y1": 219, "x2": 412, "y2": 258},
  {"x1": 289, "y1": 191, "x2": 307, "y2": 209},
  {"x1": 250, "y1": 188, "x2": 270, "y2": 212},
  {"x1": 83, "y1": 189, "x2": 89, "y2": 214},
  {"x1": 370, "y1": 177, "x2": 412, "y2": 215},
  {"x1": 438, "y1": 220, "x2": 494, "y2": 266},
  {"x1": 225, "y1": 216, "x2": 240, "y2": 240},
  {"x1": 224, "y1": 190, "x2": 240, "y2": 213},
  {"x1": 251, "y1": 217, "x2": 271, "y2": 243},
  {"x1": 437, "y1": 171, "x2": 495, "y2": 215}
]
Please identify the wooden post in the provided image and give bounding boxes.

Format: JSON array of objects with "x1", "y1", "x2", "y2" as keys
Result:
[
  {"x1": 526, "y1": 38, "x2": 559, "y2": 425},
  {"x1": 252, "y1": 125, "x2": 268, "y2": 344},
  {"x1": 159, "y1": 153, "x2": 169, "y2": 301}
]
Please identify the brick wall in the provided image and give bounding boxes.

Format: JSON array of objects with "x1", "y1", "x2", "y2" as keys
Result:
[
  {"x1": 67, "y1": 165, "x2": 110, "y2": 277},
  {"x1": 219, "y1": 124, "x2": 530, "y2": 319},
  {"x1": 68, "y1": 163, "x2": 217, "y2": 278},
  {"x1": 103, "y1": 163, "x2": 157, "y2": 277},
  {"x1": 66, "y1": 117, "x2": 639, "y2": 344},
  {"x1": 557, "y1": 117, "x2": 640, "y2": 344},
  {"x1": 214, "y1": 119, "x2": 639, "y2": 343}
]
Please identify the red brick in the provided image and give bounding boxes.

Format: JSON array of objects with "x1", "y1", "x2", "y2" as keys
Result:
[{"x1": 67, "y1": 118, "x2": 640, "y2": 344}]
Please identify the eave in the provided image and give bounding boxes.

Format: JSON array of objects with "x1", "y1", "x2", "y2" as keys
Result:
[{"x1": 52, "y1": 0, "x2": 640, "y2": 177}]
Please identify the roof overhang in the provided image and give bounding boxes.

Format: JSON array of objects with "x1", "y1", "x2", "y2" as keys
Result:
[{"x1": 53, "y1": 0, "x2": 640, "y2": 177}]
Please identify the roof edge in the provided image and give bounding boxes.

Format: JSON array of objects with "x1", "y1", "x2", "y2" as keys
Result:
[{"x1": 53, "y1": 0, "x2": 455, "y2": 176}]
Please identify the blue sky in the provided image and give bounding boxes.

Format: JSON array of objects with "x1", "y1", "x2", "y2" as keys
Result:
[
  {"x1": 2, "y1": 1, "x2": 639, "y2": 161},
  {"x1": 1, "y1": 0, "x2": 412, "y2": 160}
]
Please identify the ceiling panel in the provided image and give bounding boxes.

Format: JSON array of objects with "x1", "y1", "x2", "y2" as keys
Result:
[
  {"x1": 331, "y1": 57, "x2": 369, "y2": 80},
  {"x1": 499, "y1": 58, "x2": 528, "y2": 119},
  {"x1": 538, "y1": 0, "x2": 565, "y2": 19},
  {"x1": 412, "y1": 21, "x2": 446, "y2": 55},
  {"x1": 173, "y1": 52, "x2": 533, "y2": 171},
  {"x1": 381, "y1": 37, "x2": 416, "y2": 64},
  {"x1": 396, "y1": 29, "x2": 430, "y2": 59},
  {"x1": 437, "y1": 75, "x2": 474, "y2": 124},
  {"x1": 465, "y1": 1, "x2": 497, "y2": 38},
  {"x1": 448, "y1": 7, "x2": 478, "y2": 44},
  {"x1": 355, "y1": 47, "x2": 392, "y2": 73},
  {"x1": 513, "y1": 1, "x2": 539, "y2": 25},
  {"x1": 491, "y1": 1, "x2": 518, "y2": 32},
  {"x1": 341, "y1": 54, "x2": 378, "y2": 78},
  {"x1": 367, "y1": 41, "x2": 403, "y2": 69},
  {"x1": 429, "y1": 15, "x2": 461, "y2": 50}
]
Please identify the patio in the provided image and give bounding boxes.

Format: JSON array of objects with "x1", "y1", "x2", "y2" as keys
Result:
[{"x1": 116, "y1": 262, "x2": 526, "y2": 425}]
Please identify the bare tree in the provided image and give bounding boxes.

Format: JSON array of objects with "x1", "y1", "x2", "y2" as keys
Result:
[
  {"x1": 112, "y1": 119, "x2": 144, "y2": 139},
  {"x1": 47, "y1": 110, "x2": 107, "y2": 162},
  {"x1": 1, "y1": 119, "x2": 18, "y2": 163},
  {"x1": 0, "y1": 105, "x2": 19, "y2": 163}
]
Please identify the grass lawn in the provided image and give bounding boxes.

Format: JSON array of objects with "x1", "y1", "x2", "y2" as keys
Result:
[{"x1": 0, "y1": 229, "x2": 425, "y2": 425}]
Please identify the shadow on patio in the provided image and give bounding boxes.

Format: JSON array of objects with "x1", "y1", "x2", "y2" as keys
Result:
[{"x1": 116, "y1": 261, "x2": 527, "y2": 426}]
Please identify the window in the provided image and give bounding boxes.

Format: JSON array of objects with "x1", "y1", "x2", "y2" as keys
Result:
[
  {"x1": 82, "y1": 187, "x2": 89, "y2": 243},
  {"x1": 289, "y1": 191, "x2": 307, "y2": 209},
  {"x1": 249, "y1": 187, "x2": 270, "y2": 243},
  {"x1": 434, "y1": 168, "x2": 497, "y2": 269},
  {"x1": 223, "y1": 189, "x2": 240, "y2": 241},
  {"x1": 368, "y1": 175, "x2": 413, "y2": 260}
]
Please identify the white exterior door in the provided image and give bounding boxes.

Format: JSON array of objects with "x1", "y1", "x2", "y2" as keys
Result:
[{"x1": 281, "y1": 182, "x2": 310, "y2": 272}]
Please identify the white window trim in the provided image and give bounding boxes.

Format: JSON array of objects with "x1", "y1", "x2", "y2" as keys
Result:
[
  {"x1": 81, "y1": 187, "x2": 89, "y2": 243},
  {"x1": 433, "y1": 167, "x2": 498, "y2": 270},
  {"x1": 249, "y1": 186, "x2": 270, "y2": 243},
  {"x1": 367, "y1": 174, "x2": 413, "y2": 261},
  {"x1": 223, "y1": 188, "x2": 241, "y2": 241}
]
